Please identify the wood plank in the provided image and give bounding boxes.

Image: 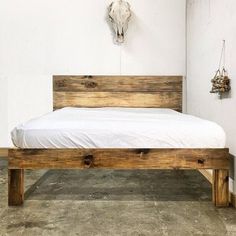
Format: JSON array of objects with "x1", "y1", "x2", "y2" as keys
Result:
[
  {"x1": 0, "y1": 148, "x2": 8, "y2": 157},
  {"x1": 53, "y1": 76, "x2": 183, "y2": 92},
  {"x1": 8, "y1": 169, "x2": 24, "y2": 206},
  {"x1": 8, "y1": 148, "x2": 229, "y2": 170},
  {"x1": 53, "y1": 91, "x2": 182, "y2": 111},
  {"x1": 230, "y1": 192, "x2": 236, "y2": 208},
  {"x1": 212, "y1": 169, "x2": 229, "y2": 207}
]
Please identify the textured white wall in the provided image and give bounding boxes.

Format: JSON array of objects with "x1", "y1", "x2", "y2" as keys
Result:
[
  {"x1": 0, "y1": 0, "x2": 186, "y2": 146},
  {"x1": 187, "y1": 0, "x2": 236, "y2": 193}
]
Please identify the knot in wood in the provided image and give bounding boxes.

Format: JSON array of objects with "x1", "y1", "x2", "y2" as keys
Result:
[
  {"x1": 136, "y1": 149, "x2": 150, "y2": 158},
  {"x1": 84, "y1": 81, "x2": 97, "y2": 88},
  {"x1": 84, "y1": 75, "x2": 93, "y2": 79},
  {"x1": 56, "y1": 79, "x2": 66, "y2": 88},
  {"x1": 197, "y1": 159, "x2": 205, "y2": 165},
  {"x1": 84, "y1": 154, "x2": 94, "y2": 167}
]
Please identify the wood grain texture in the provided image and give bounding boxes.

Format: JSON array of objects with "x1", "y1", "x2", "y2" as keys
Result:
[
  {"x1": 53, "y1": 76, "x2": 183, "y2": 92},
  {"x1": 53, "y1": 91, "x2": 182, "y2": 111},
  {"x1": 199, "y1": 169, "x2": 213, "y2": 183},
  {"x1": 0, "y1": 148, "x2": 8, "y2": 157},
  {"x1": 8, "y1": 148, "x2": 229, "y2": 170},
  {"x1": 230, "y1": 192, "x2": 236, "y2": 208},
  {"x1": 212, "y1": 169, "x2": 229, "y2": 207},
  {"x1": 8, "y1": 169, "x2": 24, "y2": 206},
  {"x1": 53, "y1": 76, "x2": 183, "y2": 111},
  {"x1": 199, "y1": 169, "x2": 235, "y2": 208}
]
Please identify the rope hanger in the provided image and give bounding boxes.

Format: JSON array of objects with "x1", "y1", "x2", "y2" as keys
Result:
[{"x1": 218, "y1": 40, "x2": 226, "y2": 71}]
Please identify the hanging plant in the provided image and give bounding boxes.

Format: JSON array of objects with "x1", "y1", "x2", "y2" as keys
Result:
[{"x1": 210, "y1": 40, "x2": 231, "y2": 95}]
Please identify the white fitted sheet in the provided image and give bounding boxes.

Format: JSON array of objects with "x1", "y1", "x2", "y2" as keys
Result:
[{"x1": 11, "y1": 107, "x2": 226, "y2": 148}]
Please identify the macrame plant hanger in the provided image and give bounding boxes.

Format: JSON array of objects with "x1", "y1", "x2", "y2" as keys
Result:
[{"x1": 210, "y1": 40, "x2": 231, "y2": 96}]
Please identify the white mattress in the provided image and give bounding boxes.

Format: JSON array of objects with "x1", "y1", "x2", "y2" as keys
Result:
[{"x1": 11, "y1": 107, "x2": 226, "y2": 148}]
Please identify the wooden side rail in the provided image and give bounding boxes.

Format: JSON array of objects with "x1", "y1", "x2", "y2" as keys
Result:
[
  {"x1": 9, "y1": 148, "x2": 229, "y2": 169},
  {"x1": 8, "y1": 148, "x2": 229, "y2": 207}
]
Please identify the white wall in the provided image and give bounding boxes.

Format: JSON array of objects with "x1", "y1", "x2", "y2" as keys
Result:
[
  {"x1": 0, "y1": 0, "x2": 186, "y2": 146},
  {"x1": 0, "y1": 77, "x2": 8, "y2": 147},
  {"x1": 187, "y1": 0, "x2": 236, "y2": 193}
]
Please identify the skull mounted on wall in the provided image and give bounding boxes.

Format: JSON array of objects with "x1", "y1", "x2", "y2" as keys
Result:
[{"x1": 108, "y1": 0, "x2": 131, "y2": 44}]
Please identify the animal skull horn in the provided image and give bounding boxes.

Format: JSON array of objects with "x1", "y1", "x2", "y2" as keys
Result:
[{"x1": 108, "y1": 0, "x2": 131, "y2": 43}]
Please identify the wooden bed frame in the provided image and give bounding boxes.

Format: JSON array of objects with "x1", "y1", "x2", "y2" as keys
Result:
[{"x1": 8, "y1": 76, "x2": 229, "y2": 207}]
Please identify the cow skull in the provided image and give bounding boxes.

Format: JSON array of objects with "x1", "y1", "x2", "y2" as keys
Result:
[{"x1": 108, "y1": 0, "x2": 131, "y2": 43}]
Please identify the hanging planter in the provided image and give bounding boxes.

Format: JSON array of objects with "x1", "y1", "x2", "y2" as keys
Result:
[
  {"x1": 210, "y1": 68, "x2": 231, "y2": 94},
  {"x1": 210, "y1": 40, "x2": 231, "y2": 95}
]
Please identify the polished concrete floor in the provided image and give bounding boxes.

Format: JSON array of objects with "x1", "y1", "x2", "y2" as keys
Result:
[{"x1": 0, "y1": 157, "x2": 236, "y2": 236}]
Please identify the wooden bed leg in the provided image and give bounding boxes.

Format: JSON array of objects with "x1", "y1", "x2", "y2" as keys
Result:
[
  {"x1": 8, "y1": 169, "x2": 24, "y2": 206},
  {"x1": 212, "y1": 169, "x2": 229, "y2": 207}
]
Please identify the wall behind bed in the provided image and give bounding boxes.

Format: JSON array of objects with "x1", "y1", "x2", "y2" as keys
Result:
[
  {"x1": 187, "y1": 0, "x2": 236, "y2": 195},
  {"x1": 0, "y1": 0, "x2": 186, "y2": 146}
]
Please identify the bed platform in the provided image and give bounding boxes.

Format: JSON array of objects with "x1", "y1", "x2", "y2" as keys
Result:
[{"x1": 8, "y1": 76, "x2": 229, "y2": 207}]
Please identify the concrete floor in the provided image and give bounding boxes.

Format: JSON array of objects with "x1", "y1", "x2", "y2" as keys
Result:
[{"x1": 0, "y1": 158, "x2": 235, "y2": 236}]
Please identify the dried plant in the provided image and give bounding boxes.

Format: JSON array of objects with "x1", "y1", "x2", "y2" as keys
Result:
[
  {"x1": 210, "y1": 69, "x2": 231, "y2": 94},
  {"x1": 210, "y1": 40, "x2": 231, "y2": 95}
]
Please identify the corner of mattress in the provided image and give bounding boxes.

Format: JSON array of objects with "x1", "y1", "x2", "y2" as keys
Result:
[{"x1": 10, "y1": 127, "x2": 20, "y2": 148}]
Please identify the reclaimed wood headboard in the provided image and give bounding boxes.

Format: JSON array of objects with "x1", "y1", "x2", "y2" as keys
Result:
[{"x1": 53, "y1": 76, "x2": 183, "y2": 112}]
